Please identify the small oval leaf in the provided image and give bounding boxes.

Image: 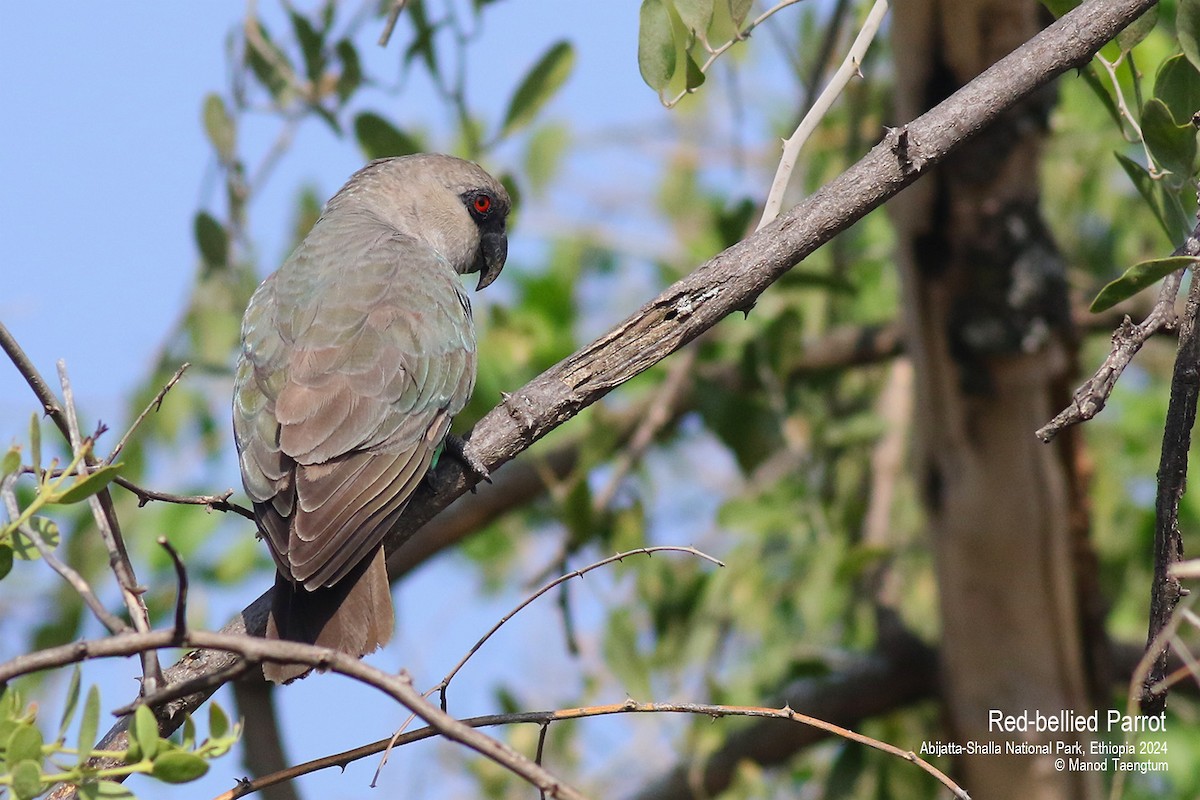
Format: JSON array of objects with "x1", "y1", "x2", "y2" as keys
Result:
[
  {"x1": 202, "y1": 94, "x2": 236, "y2": 163},
  {"x1": 53, "y1": 463, "x2": 123, "y2": 505},
  {"x1": 11, "y1": 759, "x2": 43, "y2": 800},
  {"x1": 7, "y1": 723, "x2": 44, "y2": 768},
  {"x1": 77, "y1": 685, "x2": 100, "y2": 766},
  {"x1": 728, "y1": 0, "x2": 753, "y2": 27},
  {"x1": 1180, "y1": 0, "x2": 1200, "y2": 71},
  {"x1": 638, "y1": 0, "x2": 677, "y2": 94},
  {"x1": 1090, "y1": 256, "x2": 1200, "y2": 312},
  {"x1": 353, "y1": 112, "x2": 422, "y2": 160},
  {"x1": 11, "y1": 517, "x2": 58, "y2": 561},
  {"x1": 1155, "y1": 53, "x2": 1200, "y2": 126},
  {"x1": 501, "y1": 41, "x2": 575, "y2": 137},
  {"x1": 1116, "y1": 6, "x2": 1158, "y2": 54},
  {"x1": 0, "y1": 544, "x2": 13, "y2": 580},
  {"x1": 675, "y1": 0, "x2": 715, "y2": 35},
  {"x1": 1142, "y1": 97, "x2": 1198, "y2": 182},
  {"x1": 56, "y1": 665, "x2": 82, "y2": 744},
  {"x1": 194, "y1": 212, "x2": 229, "y2": 270},
  {"x1": 134, "y1": 704, "x2": 160, "y2": 761},
  {"x1": 208, "y1": 702, "x2": 229, "y2": 740},
  {"x1": 150, "y1": 750, "x2": 210, "y2": 784},
  {"x1": 1, "y1": 445, "x2": 20, "y2": 479}
]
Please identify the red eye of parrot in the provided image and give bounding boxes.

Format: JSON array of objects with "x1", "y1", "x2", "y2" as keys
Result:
[{"x1": 472, "y1": 194, "x2": 492, "y2": 215}]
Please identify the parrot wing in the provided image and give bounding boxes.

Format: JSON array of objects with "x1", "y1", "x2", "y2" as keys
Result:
[{"x1": 233, "y1": 229, "x2": 476, "y2": 590}]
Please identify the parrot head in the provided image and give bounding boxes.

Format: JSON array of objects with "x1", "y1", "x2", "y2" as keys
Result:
[{"x1": 325, "y1": 153, "x2": 511, "y2": 291}]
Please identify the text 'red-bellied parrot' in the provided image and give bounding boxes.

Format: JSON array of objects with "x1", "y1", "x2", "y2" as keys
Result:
[{"x1": 233, "y1": 154, "x2": 510, "y2": 682}]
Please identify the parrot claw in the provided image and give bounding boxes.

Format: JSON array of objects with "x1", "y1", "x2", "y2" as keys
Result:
[{"x1": 444, "y1": 434, "x2": 492, "y2": 486}]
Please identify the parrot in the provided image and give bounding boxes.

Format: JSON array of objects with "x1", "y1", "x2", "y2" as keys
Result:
[{"x1": 232, "y1": 154, "x2": 510, "y2": 683}]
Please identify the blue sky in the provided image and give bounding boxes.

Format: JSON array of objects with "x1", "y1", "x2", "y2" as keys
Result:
[{"x1": 0, "y1": 3, "x2": 754, "y2": 798}]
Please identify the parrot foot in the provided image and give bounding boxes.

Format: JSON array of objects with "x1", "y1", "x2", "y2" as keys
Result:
[{"x1": 444, "y1": 434, "x2": 492, "y2": 486}]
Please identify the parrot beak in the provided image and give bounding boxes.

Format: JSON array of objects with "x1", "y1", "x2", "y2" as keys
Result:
[{"x1": 475, "y1": 230, "x2": 507, "y2": 291}]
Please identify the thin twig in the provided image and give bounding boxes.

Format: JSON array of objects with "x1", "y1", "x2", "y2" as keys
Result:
[
  {"x1": 758, "y1": 0, "x2": 890, "y2": 229},
  {"x1": 214, "y1": 700, "x2": 969, "y2": 800},
  {"x1": 0, "y1": 475, "x2": 130, "y2": 635},
  {"x1": 106, "y1": 363, "x2": 189, "y2": 463},
  {"x1": 435, "y1": 546, "x2": 724, "y2": 711},
  {"x1": 0, "y1": 628, "x2": 591, "y2": 800},
  {"x1": 1037, "y1": 224, "x2": 1200, "y2": 441},
  {"x1": 57, "y1": 361, "x2": 163, "y2": 694},
  {"x1": 112, "y1": 661, "x2": 252, "y2": 718},
  {"x1": 114, "y1": 481, "x2": 256, "y2": 520},
  {"x1": 663, "y1": 0, "x2": 809, "y2": 108},
  {"x1": 377, "y1": 0, "x2": 407, "y2": 47},
  {"x1": 157, "y1": 536, "x2": 189, "y2": 645}
]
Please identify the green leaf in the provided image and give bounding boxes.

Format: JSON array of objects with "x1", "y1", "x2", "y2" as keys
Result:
[
  {"x1": 11, "y1": 517, "x2": 59, "y2": 560},
  {"x1": 52, "y1": 463, "x2": 123, "y2": 505},
  {"x1": 134, "y1": 705, "x2": 160, "y2": 761},
  {"x1": 1090, "y1": 256, "x2": 1199, "y2": 312},
  {"x1": 1117, "y1": 5, "x2": 1158, "y2": 54},
  {"x1": 1155, "y1": 53, "x2": 1200, "y2": 126},
  {"x1": 288, "y1": 10, "x2": 325, "y2": 84},
  {"x1": 0, "y1": 545, "x2": 12, "y2": 580},
  {"x1": 523, "y1": 124, "x2": 570, "y2": 193},
  {"x1": 728, "y1": 0, "x2": 753, "y2": 27},
  {"x1": 334, "y1": 39, "x2": 362, "y2": 104},
  {"x1": 639, "y1": 0, "x2": 677, "y2": 94},
  {"x1": 78, "y1": 780, "x2": 135, "y2": 799},
  {"x1": 29, "y1": 414, "x2": 41, "y2": 476},
  {"x1": 1181, "y1": 0, "x2": 1200, "y2": 72},
  {"x1": 244, "y1": 20, "x2": 291, "y2": 100},
  {"x1": 1114, "y1": 151, "x2": 1175, "y2": 240},
  {"x1": 194, "y1": 212, "x2": 229, "y2": 270},
  {"x1": 208, "y1": 702, "x2": 229, "y2": 740},
  {"x1": 202, "y1": 93, "x2": 236, "y2": 163},
  {"x1": 7, "y1": 723, "x2": 44, "y2": 769},
  {"x1": 500, "y1": 41, "x2": 575, "y2": 138},
  {"x1": 77, "y1": 685, "x2": 99, "y2": 766},
  {"x1": 684, "y1": 49, "x2": 706, "y2": 91},
  {"x1": 150, "y1": 750, "x2": 209, "y2": 783},
  {"x1": 1142, "y1": 97, "x2": 1198, "y2": 183},
  {"x1": 675, "y1": 0, "x2": 714, "y2": 35},
  {"x1": 56, "y1": 666, "x2": 82, "y2": 744},
  {"x1": 1040, "y1": 0, "x2": 1080, "y2": 17},
  {"x1": 11, "y1": 759, "x2": 43, "y2": 800},
  {"x1": 180, "y1": 715, "x2": 196, "y2": 750},
  {"x1": 1, "y1": 445, "x2": 19, "y2": 480},
  {"x1": 353, "y1": 112, "x2": 422, "y2": 160}
]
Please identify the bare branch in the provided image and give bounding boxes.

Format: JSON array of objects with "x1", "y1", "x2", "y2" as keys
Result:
[
  {"x1": 115, "y1": 481, "x2": 256, "y2": 520},
  {"x1": 0, "y1": 628, "x2": 591, "y2": 800},
  {"x1": 758, "y1": 0, "x2": 891, "y2": 228},
  {"x1": 0, "y1": 475, "x2": 129, "y2": 635},
  {"x1": 157, "y1": 536, "x2": 189, "y2": 644},
  {"x1": 435, "y1": 546, "x2": 723, "y2": 711},
  {"x1": 58, "y1": 361, "x2": 163, "y2": 694},
  {"x1": 106, "y1": 362, "x2": 189, "y2": 463},
  {"x1": 1037, "y1": 222, "x2": 1200, "y2": 441}
]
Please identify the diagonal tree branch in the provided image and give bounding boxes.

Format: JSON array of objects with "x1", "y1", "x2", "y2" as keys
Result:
[{"x1": 34, "y1": 0, "x2": 1156, "y2": 789}]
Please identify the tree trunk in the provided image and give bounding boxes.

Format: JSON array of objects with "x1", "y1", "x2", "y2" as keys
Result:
[{"x1": 891, "y1": 3, "x2": 1102, "y2": 798}]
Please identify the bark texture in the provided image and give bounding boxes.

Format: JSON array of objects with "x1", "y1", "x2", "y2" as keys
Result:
[{"x1": 891, "y1": 2, "x2": 1102, "y2": 798}]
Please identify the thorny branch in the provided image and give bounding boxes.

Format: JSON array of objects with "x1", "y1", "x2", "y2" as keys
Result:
[
  {"x1": 57, "y1": 361, "x2": 163, "y2": 694},
  {"x1": 0, "y1": 627, "x2": 590, "y2": 800},
  {"x1": 1036, "y1": 221, "x2": 1200, "y2": 442},
  {"x1": 217, "y1": 699, "x2": 967, "y2": 800}
]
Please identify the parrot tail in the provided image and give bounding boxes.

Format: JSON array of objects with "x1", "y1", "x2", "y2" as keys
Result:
[{"x1": 263, "y1": 548, "x2": 395, "y2": 683}]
